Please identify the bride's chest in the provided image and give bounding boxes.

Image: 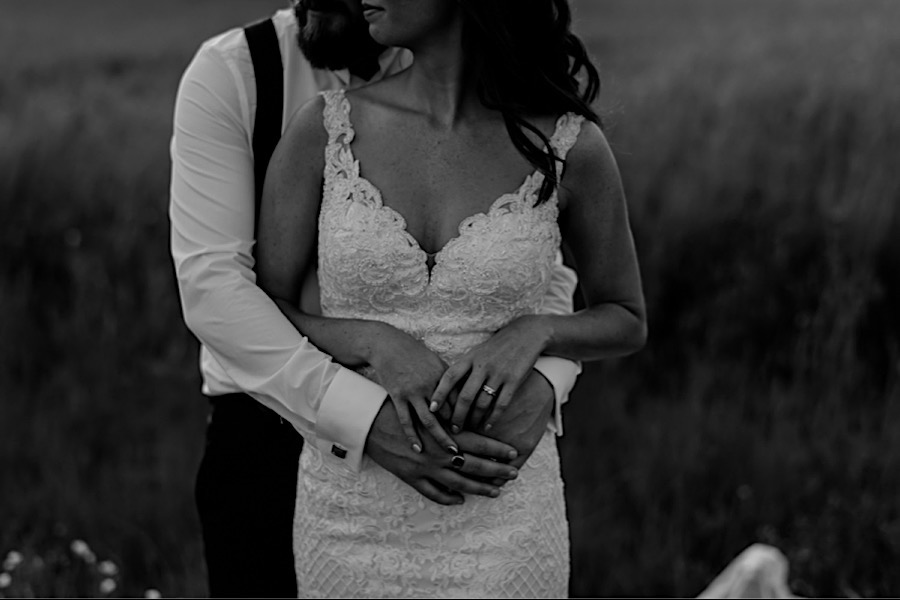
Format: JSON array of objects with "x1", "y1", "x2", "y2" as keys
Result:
[
  {"x1": 348, "y1": 133, "x2": 540, "y2": 256},
  {"x1": 317, "y1": 174, "x2": 560, "y2": 308}
]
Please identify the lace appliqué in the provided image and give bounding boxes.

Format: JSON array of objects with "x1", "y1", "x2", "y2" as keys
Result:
[{"x1": 294, "y1": 88, "x2": 585, "y2": 598}]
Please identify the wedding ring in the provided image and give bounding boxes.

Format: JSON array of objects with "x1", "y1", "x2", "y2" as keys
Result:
[
  {"x1": 481, "y1": 384, "x2": 498, "y2": 397},
  {"x1": 450, "y1": 454, "x2": 466, "y2": 470}
]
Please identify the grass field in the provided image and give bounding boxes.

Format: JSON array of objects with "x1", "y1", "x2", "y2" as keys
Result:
[{"x1": 1, "y1": 0, "x2": 899, "y2": 596}]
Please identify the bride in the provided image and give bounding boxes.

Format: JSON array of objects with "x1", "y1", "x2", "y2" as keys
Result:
[{"x1": 257, "y1": 0, "x2": 646, "y2": 596}]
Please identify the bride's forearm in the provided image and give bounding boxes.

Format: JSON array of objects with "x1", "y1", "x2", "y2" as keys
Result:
[
  {"x1": 273, "y1": 298, "x2": 387, "y2": 369},
  {"x1": 523, "y1": 302, "x2": 647, "y2": 362}
]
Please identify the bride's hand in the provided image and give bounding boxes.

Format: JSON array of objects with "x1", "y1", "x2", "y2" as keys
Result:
[
  {"x1": 365, "y1": 400, "x2": 520, "y2": 505},
  {"x1": 429, "y1": 315, "x2": 551, "y2": 434},
  {"x1": 362, "y1": 321, "x2": 459, "y2": 456}
]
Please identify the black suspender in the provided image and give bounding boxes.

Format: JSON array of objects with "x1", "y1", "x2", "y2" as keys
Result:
[{"x1": 244, "y1": 18, "x2": 284, "y2": 223}]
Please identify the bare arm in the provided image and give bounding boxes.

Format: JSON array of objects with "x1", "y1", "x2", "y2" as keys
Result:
[{"x1": 540, "y1": 120, "x2": 647, "y2": 359}]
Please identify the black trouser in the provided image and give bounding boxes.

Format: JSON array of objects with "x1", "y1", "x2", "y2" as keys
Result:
[{"x1": 195, "y1": 393, "x2": 304, "y2": 598}]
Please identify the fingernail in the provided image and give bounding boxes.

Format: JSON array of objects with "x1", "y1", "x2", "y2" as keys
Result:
[
  {"x1": 429, "y1": 401, "x2": 439, "y2": 413},
  {"x1": 412, "y1": 443, "x2": 422, "y2": 454},
  {"x1": 447, "y1": 445, "x2": 459, "y2": 454},
  {"x1": 508, "y1": 450, "x2": 518, "y2": 460},
  {"x1": 490, "y1": 489, "x2": 500, "y2": 498},
  {"x1": 456, "y1": 498, "x2": 465, "y2": 505},
  {"x1": 484, "y1": 423, "x2": 493, "y2": 431},
  {"x1": 508, "y1": 469, "x2": 518, "y2": 479},
  {"x1": 451, "y1": 425, "x2": 461, "y2": 434}
]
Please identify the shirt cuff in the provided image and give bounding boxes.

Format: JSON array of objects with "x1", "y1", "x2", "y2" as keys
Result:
[
  {"x1": 315, "y1": 368, "x2": 387, "y2": 472},
  {"x1": 533, "y1": 356, "x2": 582, "y2": 437}
]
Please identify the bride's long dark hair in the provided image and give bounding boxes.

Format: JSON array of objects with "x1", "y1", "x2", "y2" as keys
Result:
[{"x1": 459, "y1": 0, "x2": 601, "y2": 203}]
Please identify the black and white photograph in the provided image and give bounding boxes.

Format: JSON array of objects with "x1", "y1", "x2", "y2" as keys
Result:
[{"x1": 1, "y1": 0, "x2": 897, "y2": 597}]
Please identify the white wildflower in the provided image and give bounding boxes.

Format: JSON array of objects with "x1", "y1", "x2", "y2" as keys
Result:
[
  {"x1": 0, "y1": 572, "x2": 11, "y2": 589},
  {"x1": 99, "y1": 578, "x2": 117, "y2": 595},
  {"x1": 98, "y1": 560, "x2": 119, "y2": 577},
  {"x1": 145, "y1": 588, "x2": 162, "y2": 598},
  {"x1": 70, "y1": 539, "x2": 96, "y2": 564},
  {"x1": 2, "y1": 551, "x2": 23, "y2": 571}
]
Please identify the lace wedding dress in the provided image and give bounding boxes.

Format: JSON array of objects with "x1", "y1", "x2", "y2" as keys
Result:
[{"x1": 292, "y1": 89, "x2": 585, "y2": 598}]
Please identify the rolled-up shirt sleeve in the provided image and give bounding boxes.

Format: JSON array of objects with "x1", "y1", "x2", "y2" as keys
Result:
[
  {"x1": 534, "y1": 253, "x2": 583, "y2": 436},
  {"x1": 169, "y1": 45, "x2": 385, "y2": 472}
]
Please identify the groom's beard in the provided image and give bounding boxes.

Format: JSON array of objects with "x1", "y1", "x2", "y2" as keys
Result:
[{"x1": 294, "y1": 0, "x2": 385, "y2": 76}]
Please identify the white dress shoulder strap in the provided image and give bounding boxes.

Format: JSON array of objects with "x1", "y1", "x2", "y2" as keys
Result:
[
  {"x1": 549, "y1": 112, "x2": 586, "y2": 178},
  {"x1": 320, "y1": 89, "x2": 361, "y2": 186},
  {"x1": 320, "y1": 88, "x2": 354, "y2": 146}
]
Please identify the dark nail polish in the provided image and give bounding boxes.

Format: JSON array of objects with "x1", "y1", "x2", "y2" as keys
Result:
[{"x1": 448, "y1": 445, "x2": 459, "y2": 454}]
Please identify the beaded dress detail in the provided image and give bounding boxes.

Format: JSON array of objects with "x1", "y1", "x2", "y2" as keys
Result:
[{"x1": 293, "y1": 89, "x2": 585, "y2": 598}]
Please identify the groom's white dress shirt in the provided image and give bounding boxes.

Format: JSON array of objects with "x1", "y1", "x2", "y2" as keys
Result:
[{"x1": 169, "y1": 9, "x2": 581, "y2": 472}]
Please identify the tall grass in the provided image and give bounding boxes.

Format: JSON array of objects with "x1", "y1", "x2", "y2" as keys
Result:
[
  {"x1": 1, "y1": 0, "x2": 898, "y2": 596},
  {"x1": 560, "y1": 2, "x2": 900, "y2": 596}
]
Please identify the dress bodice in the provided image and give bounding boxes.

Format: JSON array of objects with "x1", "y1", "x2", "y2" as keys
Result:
[{"x1": 317, "y1": 89, "x2": 584, "y2": 362}]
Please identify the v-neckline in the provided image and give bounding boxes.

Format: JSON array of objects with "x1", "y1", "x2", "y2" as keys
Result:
[
  {"x1": 350, "y1": 170, "x2": 545, "y2": 276},
  {"x1": 333, "y1": 91, "x2": 566, "y2": 278}
]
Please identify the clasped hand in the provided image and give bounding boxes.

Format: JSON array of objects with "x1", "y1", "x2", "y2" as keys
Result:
[{"x1": 364, "y1": 319, "x2": 553, "y2": 505}]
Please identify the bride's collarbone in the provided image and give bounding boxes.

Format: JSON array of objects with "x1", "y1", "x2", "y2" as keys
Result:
[
  {"x1": 341, "y1": 101, "x2": 556, "y2": 250},
  {"x1": 351, "y1": 133, "x2": 537, "y2": 204}
]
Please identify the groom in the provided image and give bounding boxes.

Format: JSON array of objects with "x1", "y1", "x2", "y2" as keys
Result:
[{"x1": 169, "y1": 0, "x2": 581, "y2": 596}]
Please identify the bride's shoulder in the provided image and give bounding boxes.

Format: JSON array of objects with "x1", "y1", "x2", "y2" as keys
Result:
[
  {"x1": 279, "y1": 93, "x2": 331, "y2": 157},
  {"x1": 558, "y1": 118, "x2": 623, "y2": 209},
  {"x1": 563, "y1": 118, "x2": 615, "y2": 175},
  {"x1": 267, "y1": 95, "x2": 330, "y2": 190}
]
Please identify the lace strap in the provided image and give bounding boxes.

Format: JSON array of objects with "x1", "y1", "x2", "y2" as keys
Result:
[
  {"x1": 549, "y1": 113, "x2": 585, "y2": 178},
  {"x1": 320, "y1": 88, "x2": 354, "y2": 146}
]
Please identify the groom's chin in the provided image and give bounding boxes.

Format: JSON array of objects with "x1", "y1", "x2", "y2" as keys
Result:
[
  {"x1": 302, "y1": 8, "x2": 352, "y2": 35},
  {"x1": 295, "y1": 8, "x2": 359, "y2": 70},
  {"x1": 297, "y1": 26, "x2": 351, "y2": 71}
]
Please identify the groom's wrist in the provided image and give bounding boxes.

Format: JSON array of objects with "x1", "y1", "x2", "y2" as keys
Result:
[
  {"x1": 315, "y1": 370, "x2": 387, "y2": 472},
  {"x1": 532, "y1": 356, "x2": 581, "y2": 436},
  {"x1": 530, "y1": 368, "x2": 555, "y2": 402}
]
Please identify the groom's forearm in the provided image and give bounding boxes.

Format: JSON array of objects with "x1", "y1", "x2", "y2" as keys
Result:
[{"x1": 535, "y1": 252, "x2": 583, "y2": 434}]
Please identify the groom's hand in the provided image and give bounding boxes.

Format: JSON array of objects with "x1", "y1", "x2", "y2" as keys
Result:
[
  {"x1": 365, "y1": 399, "x2": 520, "y2": 506},
  {"x1": 474, "y1": 369, "x2": 555, "y2": 471}
]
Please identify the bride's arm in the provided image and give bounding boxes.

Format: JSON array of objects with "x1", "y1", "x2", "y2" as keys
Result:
[
  {"x1": 431, "y1": 119, "x2": 647, "y2": 433},
  {"x1": 536, "y1": 120, "x2": 647, "y2": 360},
  {"x1": 256, "y1": 96, "x2": 459, "y2": 457}
]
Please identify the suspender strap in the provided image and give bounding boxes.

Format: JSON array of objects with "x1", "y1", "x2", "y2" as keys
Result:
[{"x1": 244, "y1": 18, "x2": 284, "y2": 218}]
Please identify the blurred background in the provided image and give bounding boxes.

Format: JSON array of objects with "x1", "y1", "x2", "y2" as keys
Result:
[{"x1": 1, "y1": 0, "x2": 898, "y2": 596}]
